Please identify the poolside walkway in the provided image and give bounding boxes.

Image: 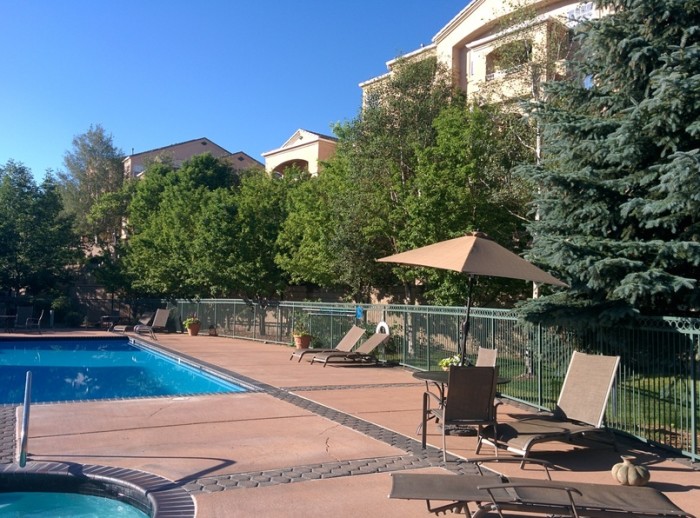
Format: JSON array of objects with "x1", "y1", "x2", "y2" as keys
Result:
[{"x1": 4, "y1": 330, "x2": 700, "y2": 517}]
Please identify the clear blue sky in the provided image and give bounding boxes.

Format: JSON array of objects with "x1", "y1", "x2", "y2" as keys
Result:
[{"x1": 1, "y1": 1, "x2": 468, "y2": 181}]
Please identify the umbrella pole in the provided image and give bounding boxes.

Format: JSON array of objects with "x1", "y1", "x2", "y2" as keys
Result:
[{"x1": 460, "y1": 276, "x2": 475, "y2": 366}]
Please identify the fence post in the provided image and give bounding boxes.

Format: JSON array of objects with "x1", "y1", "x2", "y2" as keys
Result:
[
  {"x1": 536, "y1": 321, "x2": 543, "y2": 408},
  {"x1": 691, "y1": 336, "x2": 698, "y2": 459}
]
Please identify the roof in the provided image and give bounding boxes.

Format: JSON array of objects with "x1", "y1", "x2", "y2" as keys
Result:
[{"x1": 124, "y1": 137, "x2": 232, "y2": 161}]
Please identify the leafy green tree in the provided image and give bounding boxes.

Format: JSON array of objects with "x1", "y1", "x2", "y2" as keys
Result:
[
  {"x1": 230, "y1": 169, "x2": 289, "y2": 297},
  {"x1": 124, "y1": 154, "x2": 281, "y2": 299},
  {"x1": 518, "y1": 0, "x2": 700, "y2": 323},
  {"x1": 278, "y1": 58, "x2": 458, "y2": 301},
  {"x1": 86, "y1": 179, "x2": 137, "y2": 254},
  {"x1": 403, "y1": 103, "x2": 535, "y2": 306},
  {"x1": 58, "y1": 124, "x2": 124, "y2": 249},
  {"x1": 0, "y1": 161, "x2": 79, "y2": 296},
  {"x1": 124, "y1": 155, "x2": 234, "y2": 298}
]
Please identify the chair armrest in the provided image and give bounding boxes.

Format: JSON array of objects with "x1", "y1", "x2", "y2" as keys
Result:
[
  {"x1": 424, "y1": 390, "x2": 443, "y2": 408},
  {"x1": 466, "y1": 456, "x2": 554, "y2": 479}
]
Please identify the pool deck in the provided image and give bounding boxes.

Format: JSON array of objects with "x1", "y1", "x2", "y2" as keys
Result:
[{"x1": 3, "y1": 329, "x2": 699, "y2": 517}]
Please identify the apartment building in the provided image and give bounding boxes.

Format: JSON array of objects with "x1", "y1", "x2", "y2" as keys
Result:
[
  {"x1": 361, "y1": 0, "x2": 597, "y2": 103},
  {"x1": 123, "y1": 137, "x2": 262, "y2": 179},
  {"x1": 262, "y1": 129, "x2": 338, "y2": 177}
]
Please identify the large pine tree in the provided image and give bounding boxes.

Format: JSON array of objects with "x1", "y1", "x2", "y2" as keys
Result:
[{"x1": 519, "y1": 0, "x2": 700, "y2": 323}]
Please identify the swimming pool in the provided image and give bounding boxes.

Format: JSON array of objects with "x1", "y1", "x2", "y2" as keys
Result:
[{"x1": 0, "y1": 336, "x2": 250, "y2": 404}]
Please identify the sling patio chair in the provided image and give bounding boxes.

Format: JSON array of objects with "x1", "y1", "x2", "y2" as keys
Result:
[
  {"x1": 422, "y1": 366, "x2": 501, "y2": 461},
  {"x1": 388, "y1": 469, "x2": 694, "y2": 517},
  {"x1": 289, "y1": 324, "x2": 365, "y2": 362},
  {"x1": 482, "y1": 351, "x2": 621, "y2": 466},
  {"x1": 133, "y1": 308, "x2": 171, "y2": 340},
  {"x1": 13, "y1": 306, "x2": 35, "y2": 331},
  {"x1": 25, "y1": 309, "x2": 44, "y2": 333},
  {"x1": 310, "y1": 331, "x2": 390, "y2": 367}
]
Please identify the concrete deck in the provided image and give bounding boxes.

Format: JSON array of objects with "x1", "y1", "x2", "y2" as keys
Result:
[{"x1": 3, "y1": 330, "x2": 699, "y2": 517}]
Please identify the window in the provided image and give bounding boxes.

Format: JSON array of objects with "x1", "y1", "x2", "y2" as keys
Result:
[
  {"x1": 485, "y1": 39, "x2": 532, "y2": 81},
  {"x1": 566, "y1": 2, "x2": 594, "y2": 25}
]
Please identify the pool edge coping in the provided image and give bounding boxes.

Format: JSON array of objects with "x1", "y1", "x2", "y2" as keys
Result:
[{"x1": 0, "y1": 461, "x2": 195, "y2": 518}]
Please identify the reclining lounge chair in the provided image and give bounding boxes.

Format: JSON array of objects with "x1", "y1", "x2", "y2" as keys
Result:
[
  {"x1": 133, "y1": 308, "x2": 170, "y2": 340},
  {"x1": 290, "y1": 324, "x2": 365, "y2": 362},
  {"x1": 482, "y1": 351, "x2": 620, "y2": 465},
  {"x1": 389, "y1": 470, "x2": 694, "y2": 517},
  {"x1": 310, "y1": 331, "x2": 390, "y2": 367},
  {"x1": 111, "y1": 312, "x2": 153, "y2": 334}
]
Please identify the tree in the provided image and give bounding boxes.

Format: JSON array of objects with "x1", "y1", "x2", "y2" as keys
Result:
[
  {"x1": 58, "y1": 124, "x2": 124, "y2": 249},
  {"x1": 230, "y1": 169, "x2": 289, "y2": 298},
  {"x1": 518, "y1": 0, "x2": 700, "y2": 323},
  {"x1": 124, "y1": 155, "x2": 239, "y2": 298},
  {"x1": 404, "y1": 103, "x2": 535, "y2": 306},
  {"x1": 0, "y1": 160, "x2": 79, "y2": 296},
  {"x1": 275, "y1": 167, "x2": 338, "y2": 288},
  {"x1": 277, "y1": 58, "x2": 458, "y2": 301},
  {"x1": 124, "y1": 154, "x2": 283, "y2": 299}
]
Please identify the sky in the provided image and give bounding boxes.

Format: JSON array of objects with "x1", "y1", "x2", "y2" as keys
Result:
[{"x1": 1, "y1": 1, "x2": 469, "y2": 181}]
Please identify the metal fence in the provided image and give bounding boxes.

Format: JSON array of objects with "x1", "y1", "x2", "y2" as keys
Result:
[{"x1": 100, "y1": 297, "x2": 698, "y2": 461}]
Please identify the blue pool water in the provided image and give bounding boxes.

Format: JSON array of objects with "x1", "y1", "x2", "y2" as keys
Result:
[
  {"x1": 0, "y1": 491, "x2": 148, "y2": 517},
  {"x1": 0, "y1": 337, "x2": 247, "y2": 404}
]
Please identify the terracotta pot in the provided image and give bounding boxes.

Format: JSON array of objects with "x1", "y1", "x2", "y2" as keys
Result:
[
  {"x1": 293, "y1": 334, "x2": 311, "y2": 349},
  {"x1": 187, "y1": 322, "x2": 201, "y2": 336}
]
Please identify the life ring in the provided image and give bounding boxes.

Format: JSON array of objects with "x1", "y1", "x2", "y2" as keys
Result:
[{"x1": 375, "y1": 321, "x2": 390, "y2": 334}]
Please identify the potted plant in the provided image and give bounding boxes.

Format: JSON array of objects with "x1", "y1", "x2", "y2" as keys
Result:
[
  {"x1": 438, "y1": 354, "x2": 461, "y2": 371},
  {"x1": 292, "y1": 312, "x2": 312, "y2": 349},
  {"x1": 183, "y1": 316, "x2": 201, "y2": 336}
]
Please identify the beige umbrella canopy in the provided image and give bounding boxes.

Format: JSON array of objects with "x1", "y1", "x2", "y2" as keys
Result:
[{"x1": 377, "y1": 232, "x2": 567, "y2": 365}]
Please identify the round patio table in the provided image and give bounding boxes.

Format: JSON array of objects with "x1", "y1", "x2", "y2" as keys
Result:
[{"x1": 413, "y1": 370, "x2": 510, "y2": 398}]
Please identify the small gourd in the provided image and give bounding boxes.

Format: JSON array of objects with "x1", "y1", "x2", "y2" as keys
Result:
[{"x1": 611, "y1": 455, "x2": 650, "y2": 486}]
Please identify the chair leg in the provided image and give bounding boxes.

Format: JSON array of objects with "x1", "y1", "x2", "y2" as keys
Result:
[
  {"x1": 421, "y1": 392, "x2": 429, "y2": 450},
  {"x1": 442, "y1": 425, "x2": 447, "y2": 462}
]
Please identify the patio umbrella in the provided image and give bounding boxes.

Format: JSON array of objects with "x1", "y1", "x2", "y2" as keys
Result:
[{"x1": 377, "y1": 232, "x2": 567, "y2": 366}]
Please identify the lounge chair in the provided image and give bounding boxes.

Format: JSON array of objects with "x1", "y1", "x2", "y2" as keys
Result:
[
  {"x1": 290, "y1": 325, "x2": 365, "y2": 362},
  {"x1": 482, "y1": 351, "x2": 620, "y2": 466},
  {"x1": 100, "y1": 312, "x2": 121, "y2": 329},
  {"x1": 310, "y1": 331, "x2": 390, "y2": 367},
  {"x1": 111, "y1": 312, "x2": 153, "y2": 333},
  {"x1": 475, "y1": 346, "x2": 497, "y2": 367},
  {"x1": 134, "y1": 308, "x2": 170, "y2": 339},
  {"x1": 13, "y1": 306, "x2": 35, "y2": 330},
  {"x1": 389, "y1": 470, "x2": 694, "y2": 517},
  {"x1": 422, "y1": 366, "x2": 501, "y2": 461}
]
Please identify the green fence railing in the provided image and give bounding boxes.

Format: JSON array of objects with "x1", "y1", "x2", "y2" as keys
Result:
[
  {"x1": 169, "y1": 299, "x2": 699, "y2": 461},
  {"x1": 74, "y1": 297, "x2": 699, "y2": 461}
]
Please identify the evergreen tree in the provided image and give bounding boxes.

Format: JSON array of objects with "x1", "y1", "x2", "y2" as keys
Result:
[
  {"x1": 518, "y1": 0, "x2": 700, "y2": 323},
  {"x1": 0, "y1": 161, "x2": 79, "y2": 296}
]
